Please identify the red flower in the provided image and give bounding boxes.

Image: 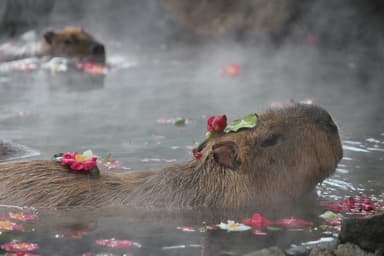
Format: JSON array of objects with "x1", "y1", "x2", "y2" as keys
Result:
[
  {"x1": 320, "y1": 194, "x2": 377, "y2": 214},
  {"x1": 194, "y1": 152, "x2": 203, "y2": 159},
  {"x1": 206, "y1": 116, "x2": 216, "y2": 132},
  {"x1": 242, "y1": 213, "x2": 271, "y2": 227},
  {"x1": 220, "y1": 64, "x2": 240, "y2": 76},
  {"x1": 207, "y1": 115, "x2": 227, "y2": 133}
]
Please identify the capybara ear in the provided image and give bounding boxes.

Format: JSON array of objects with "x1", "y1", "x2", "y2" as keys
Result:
[
  {"x1": 44, "y1": 31, "x2": 56, "y2": 45},
  {"x1": 212, "y1": 141, "x2": 241, "y2": 170}
]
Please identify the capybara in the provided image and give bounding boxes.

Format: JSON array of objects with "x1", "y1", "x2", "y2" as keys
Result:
[
  {"x1": 0, "y1": 104, "x2": 342, "y2": 209},
  {"x1": 0, "y1": 26, "x2": 106, "y2": 63}
]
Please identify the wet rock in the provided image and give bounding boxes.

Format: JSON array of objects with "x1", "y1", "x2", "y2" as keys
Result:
[
  {"x1": 242, "y1": 247, "x2": 285, "y2": 256},
  {"x1": 339, "y1": 213, "x2": 384, "y2": 253},
  {"x1": 285, "y1": 245, "x2": 310, "y2": 256},
  {"x1": 334, "y1": 243, "x2": 375, "y2": 256},
  {"x1": 0, "y1": 140, "x2": 39, "y2": 161},
  {"x1": 309, "y1": 247, "x2": 334, "y2": 256}
]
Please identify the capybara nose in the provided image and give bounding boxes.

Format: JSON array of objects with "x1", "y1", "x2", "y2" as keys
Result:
[
  {"x1": 91, "y1": 43, "x2": 105, "y2": 55},
  {"x1": 308, "y1": 106, "x2": 338, "y2": 134}
]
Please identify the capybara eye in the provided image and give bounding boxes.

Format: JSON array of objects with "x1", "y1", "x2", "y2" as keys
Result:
[{"x1": 261, "y1": 133, "x2": 283, "y2": 147}]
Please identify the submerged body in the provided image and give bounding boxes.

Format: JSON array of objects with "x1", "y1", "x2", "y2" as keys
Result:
[{"x1": 0, "y1": 104, "x2": 342, "y2": 209}]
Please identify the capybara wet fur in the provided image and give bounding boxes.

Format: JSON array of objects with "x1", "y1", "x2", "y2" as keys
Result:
[{"x1": 0, "y1": 104, "x2": 342, "y2": 209}]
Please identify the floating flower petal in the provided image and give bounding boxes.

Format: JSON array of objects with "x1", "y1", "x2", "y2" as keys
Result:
[
  {"x1": 177, "y1": 226, "x2": 195, "y2": 232},
  {"x1": 217, "y1": 220, "x2": 251, "y2": 232},
  {"x1": 8, "y1": 212, "x2": 38, "y2": 221},
  {"x1": 95, "y1": 238, "x2": 140, "y2": 249},
  {"x1": 1, "y1": 241, "x2": 39, "y2": 252},
  {"x1": 273, "y1": 217, "x2": 313, "y2": 228},
  {"x1": 242, "y1": 213, "x2": 271, "y2": 228},
  {"x1": 0, "y1": 220, "x2": 23, "y2": 231}
]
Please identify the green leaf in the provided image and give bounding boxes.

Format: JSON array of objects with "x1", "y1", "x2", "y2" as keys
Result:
[
  {"x1": 89, "y1": 166, "x2": 100, "y2": 178},
  {"x1": 224, "y1": 113, "x2": 258, "y2": 133},
  {"x1": 174, "y1": 118, "x2": 186, "y2": 127},
  {"x1": 53, "y1": 153, "x2": 63, "y2": 161}
]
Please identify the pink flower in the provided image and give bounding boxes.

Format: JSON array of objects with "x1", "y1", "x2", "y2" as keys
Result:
[
  {"x1": 0, "y1": 220, "x2": 23, "y2": 231},
  {"x1": 96, "y1": 239, "x2": 136, "y2": 249},
  {"x1": 82, "y1": 157, "x2": 97, "y2": 170},
  {"x1": 1, "y1": 241, "x2": 39, "y2": 252},
  {"x1": 70, "y1": 161, "x2": 85, "y2": 171},
  {"x1": 61, "y1": 152, "x2": 77, "y2": 165},
  {"x1": 242, "y1": 213, "x2": 271, "y2": 228},
  {"x1": 8, "y1": 212, "x2": 38, "y2": 221}
]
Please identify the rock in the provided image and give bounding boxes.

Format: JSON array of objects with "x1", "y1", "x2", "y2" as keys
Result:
[
  {"x1": 339, "y1": 213, "x2": 384, "y2": 253},
  {"x1": 309, "y1": 247, "x2": 334, "y2": 256},
  {"x1": 0, "y1": 140, "x2": 39, "y2": 161},
  {"x1": 334, "y1": 243, "x2": 375, "y2": 256},
  {"x1": 285, "y1": 245, "x2": 310, "y2": 256},
  {"x1": 242, "y1": 247, "x2": 285, "y2": 256}
]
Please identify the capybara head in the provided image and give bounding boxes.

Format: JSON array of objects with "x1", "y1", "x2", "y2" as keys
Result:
[
  {"x1": 42, "y1": 27, "x2": 106, "y2": 63},
  {"x1": 0, "y1": 104, "x2": 342, "y2": 209}
]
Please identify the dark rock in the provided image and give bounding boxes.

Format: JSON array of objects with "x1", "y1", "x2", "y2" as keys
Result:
[
  {"x1": 334, "y1": 243, "x2": 375, "y2": 256},
  {"x1": 339, "y1": 213, "x2": 384, "y2": 254}
]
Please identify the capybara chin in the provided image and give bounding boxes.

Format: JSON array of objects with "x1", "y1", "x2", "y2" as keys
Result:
[{"x1": 0, "y1": 104, "x2": 342, "y2": 209}]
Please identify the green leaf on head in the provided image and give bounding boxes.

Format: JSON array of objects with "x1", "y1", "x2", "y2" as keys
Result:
[{"x1": 224, "y1": 113, "x2": 258, "y2": 133}]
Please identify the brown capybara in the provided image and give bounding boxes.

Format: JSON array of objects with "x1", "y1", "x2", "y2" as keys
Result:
[
  {"x1": 0, "y1": 26, "x2": 105, "y2": 63},
  {"x1": 41, "y1": 26, "x2": 105, "y2": 63},
  {"x1": 0, "y1": 104, "x2": 342, "y2": 209}
]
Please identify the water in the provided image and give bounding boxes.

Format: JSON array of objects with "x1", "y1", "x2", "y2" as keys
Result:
[{"x1": 0, "y1": 43, "x2": 383, "y2": 255}]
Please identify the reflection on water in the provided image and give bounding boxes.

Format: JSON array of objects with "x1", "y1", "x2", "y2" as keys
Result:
[{"x1": 0, "y1": 45, "x2": 383, "y2": 255}]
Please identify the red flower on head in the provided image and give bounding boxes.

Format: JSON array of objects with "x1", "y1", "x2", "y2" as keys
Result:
[
  {"x1": 206, "y1": 116, "x2": 215, "y2": 132},
  {"x1": 212, "y1": 115, "x2": 227, "y2": 133},
  {"x1": 207, "y1": 115, "x2": 227, "y2": 133}
]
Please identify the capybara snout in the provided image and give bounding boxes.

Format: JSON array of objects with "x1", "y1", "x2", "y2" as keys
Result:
[{"x1": 0, "y1": 104, "x2": 342, "y2": 209}]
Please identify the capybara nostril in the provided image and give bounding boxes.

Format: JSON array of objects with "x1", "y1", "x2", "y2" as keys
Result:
[{"x1": 91, "y1": 43, "x2": 105, "y2": 55}]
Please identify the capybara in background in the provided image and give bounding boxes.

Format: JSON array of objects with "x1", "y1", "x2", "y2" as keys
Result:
[
  {"x1": 0, "y1": 26, "x2": 106, "y2": 63},
  {"x1": 0, "y1": 104, "x2": 342, "y2": 209}
]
